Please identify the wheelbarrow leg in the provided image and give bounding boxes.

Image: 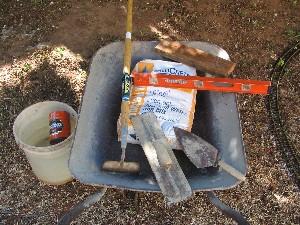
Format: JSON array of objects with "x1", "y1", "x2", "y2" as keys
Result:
[
  {"x1": 134, "y1": 192, "x2": 140, "y2": 212},
  {"x1": 58, "y1": 188, "x2": 107, "y2": 225},
  {"x1": 206, "y1": 191, "x2": 249, "y2": 225}
]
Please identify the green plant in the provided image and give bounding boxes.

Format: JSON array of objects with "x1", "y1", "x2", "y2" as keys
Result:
[
  {"x1": 277, "y1": 58, "x2": 285, "y2": 67},
  {"x1": 22, "y1": 63, "x2": 32, "y2": 72},
  {"x1": 237, "y1": 8, "x2": 246, "y2": 17},
  {"x1": 290, "y1": 0, "x2": 297, "y2": 5},
  {"x1": 251, "y1": 19, "x2": 260, "y2": 30},
  {"x1": 9, "y1": 87, "x2": 18, "y2": 97},
  {"x1": 54, "y1": 47, "x2": 65, "y2": 57},
  {"x1": 139, "y1": 28, "x2": 149, "y2": 36},
  {"x1": 78, "y1": 69, "x2": 87, "y2": 78},
  {"x1": 31, "y1": 0, "x2": 43, "y2": 6},
  {"x1": 284, "y1": 68, "x2": 291, "y2": 75},
  {"x1": 286, "y1": 29, "x2": 300, "y2": 40}
]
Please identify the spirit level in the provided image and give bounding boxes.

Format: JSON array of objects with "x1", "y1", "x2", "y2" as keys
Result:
[{"x1": 131, "y1": 72, "x2": 270, "y2": 95}]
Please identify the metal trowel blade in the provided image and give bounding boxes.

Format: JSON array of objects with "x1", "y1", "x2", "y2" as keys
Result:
[{"x1": 174, "y1": 127, "x2": 218, "y2": 168}]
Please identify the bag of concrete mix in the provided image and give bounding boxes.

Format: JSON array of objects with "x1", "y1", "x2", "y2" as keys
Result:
[{"x1": 118, "y1": 59, "x2": 197, "y2": 149}]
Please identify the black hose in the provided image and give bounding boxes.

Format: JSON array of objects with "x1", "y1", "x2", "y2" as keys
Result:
[{"x1": 265, "y1": 42, "x2": 300, "y2": 188}]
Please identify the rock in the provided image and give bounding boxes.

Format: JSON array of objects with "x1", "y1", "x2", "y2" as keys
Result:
[
  {"x1": 36, "y1": 42, "x2": 51, "y2": 50},
  {"x1": 26, "y1": 46, "x2": 35, "y2": 51},
  {"x1": 159, "y1": 4, "x2": 165, "y2": 11},
  {"x1": 183, "y1": 1, "x2": 195, "y2": 12},
  {"x1": 1, "y1": 26, "x2": 15, "y2": 40}
]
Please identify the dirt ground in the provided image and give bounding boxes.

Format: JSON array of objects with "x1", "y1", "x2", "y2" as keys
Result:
[{"x1": 0, "y1": 0, "x2": 299, "y2": 224}]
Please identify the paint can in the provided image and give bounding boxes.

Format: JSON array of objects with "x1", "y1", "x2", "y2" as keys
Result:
[{"x1": 49, "y1": 111, "x2": 71, "y2": 145}]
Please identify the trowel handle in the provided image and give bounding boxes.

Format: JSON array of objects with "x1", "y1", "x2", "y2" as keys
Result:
[
  {"x1": 218, "y1": 160, "x2": 246, "y2": 181},
  {"x1": 153, "y1": 140, "x2": 173, "y2": 169}
]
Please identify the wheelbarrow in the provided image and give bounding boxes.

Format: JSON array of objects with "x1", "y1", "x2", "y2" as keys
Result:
[{"x1": 63, "y1": 41, "x2": 247, "y2": 224}]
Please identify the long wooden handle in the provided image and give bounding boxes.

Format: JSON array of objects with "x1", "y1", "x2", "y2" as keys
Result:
[
  {"x1": 120, "y1": 101, "x2": 130, "y2": 150},
  {"x1": 120, "y1": 0, "x2": 134, "y2": 150},
  {"x1": 123, "y1": 0, "x2": 133, "y2": 74},
  {"x1": 218, "y1": 160, "x2": 246, "y2": 181},
  {"x1": 121, "y1": 101, "x2": 130, "y2": 126}
]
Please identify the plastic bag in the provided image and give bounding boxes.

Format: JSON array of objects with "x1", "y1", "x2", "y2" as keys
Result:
[{"x1": 118, "y1": 59, "x2": 197, "y2": 149}]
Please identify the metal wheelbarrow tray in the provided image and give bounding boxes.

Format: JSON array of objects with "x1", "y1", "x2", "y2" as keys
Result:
[{"x1": 69, "y1": 41, "x2": 247, "y2": 192}]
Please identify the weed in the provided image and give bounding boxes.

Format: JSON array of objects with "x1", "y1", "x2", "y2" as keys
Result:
[
  {"x1": 251, "y1": 19, "x2": 260, "y2": 30},
  {"x1": 290, "y1": 0, "x2": 297, "y2": 5},
  {"x1": 266, "y1": 42, "x2": 275, "y2": 53},
  {"x1": 78, "y1": 69, "x2": 87, "y2": 78},
  {"x1": 22, "y1": 63, "x2": 32, "y2": 72},
  {"x1": 9, "y1": 87, "x2": 18, "y2": 97},
  {"x1": 33, "y1": 52, "x2": 41, "y2": 58},
  {"x1": 237, "y1": 8, "x2": 246, "y2": 17},
  {"x1": 286, "y1": 29, "x2": 300, "y2": 40},
  {"x1": 250, "y1": 3, "x2": 257, "y2": 8},
  {"x1": 54, "y1": 47, "x2": 66, "y2": 57},
  {"x1": 139, "y1": 28, "x2": 149, "y2": 36},
  {"x1": 43, "y1": 55, "x2": 50, "y2": 61},
  {"x1": 31, "y1": 0, "x2": 43, "y2": 6},
  {"x1": 277, "y1": 58, "x2": 285, "y2": 67},
  {"x1": 285, "y1": 68, "x2": 291, "y2": 75}
]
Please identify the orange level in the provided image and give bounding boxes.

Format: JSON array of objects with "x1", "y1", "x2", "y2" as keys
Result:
[{"x1": 131, "y1": 73, "x2": 271, "y2": 95}]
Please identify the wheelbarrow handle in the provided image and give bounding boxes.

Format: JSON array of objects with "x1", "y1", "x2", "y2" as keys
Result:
[{"x1": 58, "y1": 188, "x2": 107, "y2": 225}]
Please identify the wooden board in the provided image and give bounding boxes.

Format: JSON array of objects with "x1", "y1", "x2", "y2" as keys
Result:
[{"x1": 155, "y1": 40, "x2": 236, "y2": 77}]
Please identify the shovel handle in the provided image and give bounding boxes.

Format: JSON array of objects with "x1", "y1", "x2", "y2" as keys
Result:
[
  {"x1": 120, "y1": 0, "x2": 133, "y2": 151},
  {"x1": 218, "y1": 160, "x2": 246, "y2": 181},
  {"x1": 123, "y1": 0, "x2": 133, "y2": 74}
]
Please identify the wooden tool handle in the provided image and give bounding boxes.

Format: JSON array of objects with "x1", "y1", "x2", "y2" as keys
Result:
[
  {"x1": 123, "y1": 38, "x2": 132, "y2": 74},
  {"x1": 123, "y1": 0, "x2": 133, "y2": 74},
  {"x1": 121, "y1": 101, "x2": 130, "y2": 125},
  {"x1": 153, "y1": 141, "x2": 173, "y2": 170},
  {"x1": 218, "y1": 160, "x2": 246, "y2": 181},
  {"x1": 120, "y1": 0, "x2": 133, "y2": 150}
]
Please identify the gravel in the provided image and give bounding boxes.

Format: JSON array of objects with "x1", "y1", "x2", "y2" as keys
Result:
[{"x1": 0, "y1": 0, "x2": 299, "y2": 224}]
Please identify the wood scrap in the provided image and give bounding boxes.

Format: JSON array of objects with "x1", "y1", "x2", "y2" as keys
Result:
[{"x1": 155, "y1": 40, "x2": 236, "y2": 77}]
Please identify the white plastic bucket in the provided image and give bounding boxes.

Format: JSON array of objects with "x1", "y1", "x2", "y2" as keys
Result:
[{"x1": 13, "y1": 101, "x2": 77, "y2": 185}]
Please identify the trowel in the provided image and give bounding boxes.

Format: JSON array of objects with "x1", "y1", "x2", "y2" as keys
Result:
[
  {"x1": 174, "y1": 127, "x2": 246, "y2": 181},
  {"x1": 132, "y1": 113, "x2": 193, "y2": 205}
]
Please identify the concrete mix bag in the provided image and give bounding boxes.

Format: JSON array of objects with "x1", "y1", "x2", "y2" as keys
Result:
[{"x1": 118, "y1": 59, "x2": 197, "y2": 149}]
